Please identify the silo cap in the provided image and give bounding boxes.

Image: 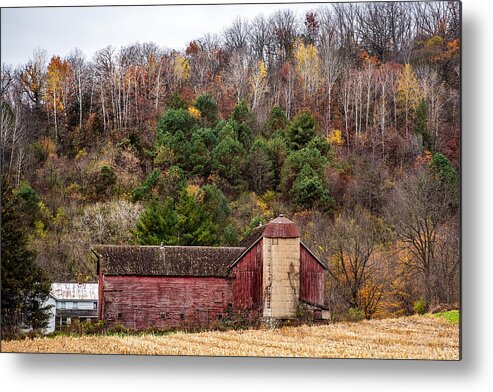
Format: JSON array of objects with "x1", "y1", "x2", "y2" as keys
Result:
[{"x1": 263, "y1": 215, "x2": 300, "y2": 238}]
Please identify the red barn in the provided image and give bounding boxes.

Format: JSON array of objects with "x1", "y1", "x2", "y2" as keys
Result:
[{"x1": 93, "y1": 215, "x2": 328, "y2": 330}]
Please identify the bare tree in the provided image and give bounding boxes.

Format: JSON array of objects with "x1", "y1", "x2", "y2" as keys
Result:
[
  {"x1": 223, "y1": 17, "x2": 250, "y2": 54},
  {"x1": 250, "y1": 14, "x2": 272, "y2": 63},
  {"x1": 319, "y1": 10, "x2": 343, "y2": 134},
  {"x1": 67, "y1": 49, "x2": 86, "y2": 129},
  {"x1": 386, "y1": 166, "x2": 458, "y2": 307},
  {"x1": 224, "y1": 51, "x2": 250, "y2": 104},
  {"x1": 327, "y1": 206, "x2": 388, "y2": 312},
  {"x1": 269, "y1": 9, "x2": 299, "y2": 67}
]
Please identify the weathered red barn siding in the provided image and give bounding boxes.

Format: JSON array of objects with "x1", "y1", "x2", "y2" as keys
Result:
[
  {"x1": 101, "y1": 276, "x2": 231, "y2": 330},
  {"x1": 231, "y1": 239, "x2": 263, "y2": 318},
  {"x1": 300, "y1": 245, "x2": 325, "y2": 306}
]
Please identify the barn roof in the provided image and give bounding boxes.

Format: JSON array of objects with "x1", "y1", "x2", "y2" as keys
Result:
[
  {"x1": 50, "y1": 283, "x2": 98, "y2": 301},
  {"x1": 93, "y1": 245, "x2": 245, "y2": 277},
  {"x1": 238, "y1": 224, "x2": 266, "y2": 248},
  {"x1": 229, "y1": 215, "x2": 326, "y2": 270}
]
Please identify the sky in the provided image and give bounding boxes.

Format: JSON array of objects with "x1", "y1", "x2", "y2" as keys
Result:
[{"x1": 1, "y1": 2, "x2": 318, "y2": 67}]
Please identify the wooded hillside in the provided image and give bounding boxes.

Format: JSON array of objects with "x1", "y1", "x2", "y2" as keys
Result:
[{"x1": 1, "y1": 1, "x2": 460, "y2": 320}]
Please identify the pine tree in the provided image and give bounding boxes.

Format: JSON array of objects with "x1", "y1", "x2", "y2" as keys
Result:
[
  {"x1": 287, "y1": 110, "x2": 318, "y2": 150},
  {"x1": 414, "y1": 99, "x2": 431, "y2": 151},
  {"x1": 1, "y1": 176, "x2": 51, "y2": 335}
]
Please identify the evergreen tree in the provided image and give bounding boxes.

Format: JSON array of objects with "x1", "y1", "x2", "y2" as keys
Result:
[
  {"x1": 188, "y1": 127, "x2": 217, "y2": 177},
  {"x1": 287, "y1": 110, "x2": 318, "y2": 150},
  {"x1": 212, "y1": 125, "x2": 245, "y2": 185},
  {"x1": 292, "y1": 164, "x2": 332, "y2": 210},
  {"x1": 175, "y1": 188, "x2": 219, "y2": 245},
  {"x1": 264, "y1": 105, "x2": 289, "y2": 136},
  {"x1": 414, "y1": 99, "x2": 431, "y2": 150},
  {"x1": 1, "y1": 176, "x2": 51, "y2": 335},
  {"x1": 156, "y1": 108, "x2": 196, "y2": 139},
  {"x1": 280, "y1": 147, "x2": 328, "y2": 194},
  {"x1": 133, "y1": 197, "x2": 179, "y2": 245},
  {"x1": 132, "y1": 169, "x2": 162, "y2": 202},
  {"x1": 194, "y1": 94, "x2": 218, "y2": 128}
]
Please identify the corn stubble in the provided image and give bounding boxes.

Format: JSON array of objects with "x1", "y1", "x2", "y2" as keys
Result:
[{"x1": 2, "y1": 315, "x2": 459, "y2": 360}]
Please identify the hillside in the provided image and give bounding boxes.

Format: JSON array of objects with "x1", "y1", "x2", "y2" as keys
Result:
[{"x1": 1, "y1": 2, "x2": 460, "y2": 332}]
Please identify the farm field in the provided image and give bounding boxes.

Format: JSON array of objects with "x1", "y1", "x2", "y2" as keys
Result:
[{"x1": 2, "y1": 315, "x2": 459, "y2": 360}]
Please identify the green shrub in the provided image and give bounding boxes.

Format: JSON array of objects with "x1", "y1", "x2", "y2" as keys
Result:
[
  {"x1": 413, "y1": 298, "x2": 427, "y2": 315},
  {"x1": 347, "y1": 307, "x2": 364, "y2": 321}
]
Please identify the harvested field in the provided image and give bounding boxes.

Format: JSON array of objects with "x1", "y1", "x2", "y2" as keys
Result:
[{"x1": 1, "y1": 315, "x2": 459, "y2": 360}]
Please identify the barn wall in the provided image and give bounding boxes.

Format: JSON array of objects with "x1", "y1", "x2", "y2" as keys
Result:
[
  {"x1": 231, "y1": 239, "x2": 263, "y2": 319},
  {"x1": 101, "y1": 276, "x2": 231, "y2": 330},
  {"x1": 300, "y1": 245, "x2": 325, "y2": 306}
]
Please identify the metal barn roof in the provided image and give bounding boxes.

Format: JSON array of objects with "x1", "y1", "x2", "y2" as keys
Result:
[{"x1": 50, "y1": 283, "x2": 98, "y2": 301}]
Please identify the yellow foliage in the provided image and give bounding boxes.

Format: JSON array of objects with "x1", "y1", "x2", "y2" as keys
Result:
[
  {"x1": 415, "y1": 150, "x2": 433, "y2": 167},
  {"x1": 188, "y1": 106, "x2": 201, "y2": 120},
  {"x1": 257, "y1": 60, "x2": 267, "y2": 79},
  {"x1": 45, "y1": 56, "x2": 70, "y2": 112},
  {"x1": 174, "y1": 55, "x2": 190, "y2": 81},
  {"x1": 396, "y1": 63, "x2": 422, "y2": 112},
  {"x1": 75, "y1": 149, "x2": 87, "y2": 159},
  {"x1": 185, "y1": 184, "x2": 205, "y2": 202},
  {"x1": 39, "y1": 137, "x2": 57, "y2": 159},
  {"x1": 255, "y1": 198, "x2": 269, "y2": 216},
  {"x1": 34, "y1": 220, "x2": 47, "y2": 239},
  {"x1": 250, "y1": 60, "x2": 269, "y2": 108},
  {"x1": 425, "y1": 35, "x2": 444, "y2": 48},
  {"x1": 294, "y1": 39, "x2": 320, "y2": 91},
  {"x1": 327, "y1": 129, "x2": 344, "y2": 146}
]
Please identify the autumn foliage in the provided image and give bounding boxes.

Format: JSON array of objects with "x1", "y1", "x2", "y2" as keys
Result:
[{"x1": 1, "y1": 2, "x2": 460, "y2": 330}]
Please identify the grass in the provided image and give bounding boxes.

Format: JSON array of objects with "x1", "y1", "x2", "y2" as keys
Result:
[
  {"x1": 1, "y1": 315, "x2": 459, "y2": 360},
  {"x1": 433, "y1": 310, "x2": 459, "y2": 324}
]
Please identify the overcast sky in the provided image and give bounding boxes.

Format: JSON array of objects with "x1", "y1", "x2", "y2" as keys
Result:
[{"x1": 1, "y1": 2, "x2": 318, "y2": 67}]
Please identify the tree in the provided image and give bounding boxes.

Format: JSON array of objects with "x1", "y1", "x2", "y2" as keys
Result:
[
  {"x1": 92, "y1": 165, "x2": 117, "y2": 200},
  {"x1": 194, "y1": 94, "x2": 218, "y2": 127},
  {"x1": 396, "y1": 63, "x2": 421, "y2": 138},
  {"x1": 45, "y1": 56, "x2": 71, "y2": 143},
  {"x1": 319, "y1": 22, "x2": 343, "y2": 134},
  {"x1": 280, "y1": 147, "x2": 328, "y2": 197},
  {"x1": 292, "y1": 164, "x2": 332, "y2": 210},
  {"x1": 327, "y1": 206, "x2": 388, "y2": 315},
  {"x1": 1, "y1": 176, "x2": 51, "y2": 335},
  {"x1": 76, "y1": 200, "x2": 142, "y2": 245},
  {"x1": 175, "y1": 186, "x2": 220, "y2": 245},
  {"x1": 386, "y1": 164, "x2": 457, "y2": 308},
  {"x1": 188, "y1": 127, "x2": 217, "y2": 176},
  {"x1": 133, "y1": 185, "x2": 226, "y2": 246},
  {"x1": 250, "y1": 60, "x2": 268, "y2": 110},
  {"x1": 294, "y1": 40, "x2": 321, "y2": 103},
  {"x1": 133, "y1": 197, "x2": 179, "y2": 245},
  {"x1": 212, "y1": 128, "x2": 245, "y2": 185},
  {"x1": 264, "y1": 105, "x2": 289, "y2": 136},
  {"x1": 132, "y1": 169, "x2": 161, "y2": 202},
  {"x1": 287, "y1": 110, "x2": 318, "y2": 150},
  {"x1": 414, "y1": 98, "x2": 430, "y2": 151},
  {"x1": 156, "y1": 108, "x2": 196, "y2": 139},
  {"x1": 244, "y1": 137, "x2": 273, "y2": 194},
  {"x1": 173, "y1": 55, "x2": 190, "y2": 88}
]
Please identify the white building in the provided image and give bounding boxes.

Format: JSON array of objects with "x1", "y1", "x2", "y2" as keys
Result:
[{"x1": 45, "y1": 283, "x2": 98, "y2": 334}]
